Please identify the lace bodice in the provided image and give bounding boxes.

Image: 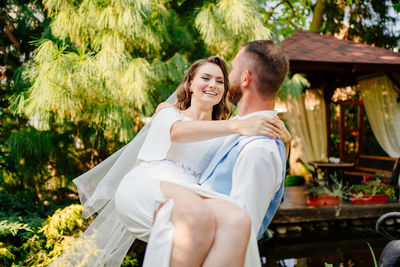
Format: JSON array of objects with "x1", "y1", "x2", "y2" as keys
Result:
[{"x1": 167, "y1": 134, "x2": 222, "y2": 176}]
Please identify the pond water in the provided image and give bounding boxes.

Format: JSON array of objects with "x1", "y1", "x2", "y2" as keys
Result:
[{"x1": 259, "y1": 228, "x2": 388, "y2": 267}]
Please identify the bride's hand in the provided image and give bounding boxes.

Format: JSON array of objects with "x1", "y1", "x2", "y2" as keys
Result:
[
  {"x1": 236, "y1": 116, "x2": 288, "y2": 140},
  {"x1": 277, "y1": 118, "x2": 291, "y2": 144}
]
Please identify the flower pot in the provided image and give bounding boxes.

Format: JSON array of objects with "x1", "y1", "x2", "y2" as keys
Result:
[
  {"x1": 307, "y1": 195, "x2": 340, "y2": 206},
  {"x1": 350, "y1": 193, "x2": 387, "y2": 204}
]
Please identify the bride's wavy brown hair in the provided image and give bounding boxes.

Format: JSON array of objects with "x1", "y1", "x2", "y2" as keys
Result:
[{"x1": 175, "y1": 56, "x2": 232, "y2": 120}]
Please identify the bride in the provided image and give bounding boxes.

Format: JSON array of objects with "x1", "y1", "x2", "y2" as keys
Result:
[{"x1": 49, "y1": 56, "x2": 288, "y2": 267}]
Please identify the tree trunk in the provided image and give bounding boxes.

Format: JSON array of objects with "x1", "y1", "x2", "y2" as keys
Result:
[
  {"x1": 2, "y1": 15, "x2": 21, "y2": 51},
  {"x1": 310, "y1": 0, "x2": 327, "y2": 32}
]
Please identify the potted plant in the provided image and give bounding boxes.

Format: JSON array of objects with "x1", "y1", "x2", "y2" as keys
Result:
[
  {"x1": 304, "y1": 177, "x2": 346, "y2": 207},
  {"x1": 349, "y1": 177, "x2": 395, "y2": 204}
]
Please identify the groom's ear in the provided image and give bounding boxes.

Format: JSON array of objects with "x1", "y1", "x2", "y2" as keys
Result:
[{"x1": 241, "y1": 69, "x2": 251, "y2": 87}]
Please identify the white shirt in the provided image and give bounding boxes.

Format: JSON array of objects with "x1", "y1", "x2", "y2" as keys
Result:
[{"x1": 228, "y1": 110, "x2": 283, "y2": 232}]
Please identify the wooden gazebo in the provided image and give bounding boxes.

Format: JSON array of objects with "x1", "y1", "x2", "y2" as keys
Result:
[
  {"x1": 271, "y1": 31, "x2": 400, "y2": 228},
  {"x1": 281, "y1": 31, "x2": 400, "y2": 160}
]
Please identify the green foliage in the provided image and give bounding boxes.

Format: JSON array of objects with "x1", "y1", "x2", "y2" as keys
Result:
[
  {"x1": 0, "y1": 220, "x2": 33, "y2": 237},
  {"x1": 322, "y1": 0, "x2": 400, "y2": 49},
  {"x1": 264, "y1": 0, "x2": 400, "y2": 48},
  {"x1": 20, "y1": 204, "x2": 86, "y2": 265},
  {"x1": 1, "y1": 0, "x2": 50, "y2": 204},
  {"x1": 284, "y1": 175, "x2": 306, "y2": 186},
  {"x1": 0, "y1": 192, "x2": 96, "y2": 266},
  {"x1": 121, "y1": 255, "x2": 139, "y2": 267},
  {"x1": 0, "y1": 242, "x2": 16, "y2": 266},
  {"x1": 263, "y1": 0, "x2": 313, "y2": 41},
  {"x1": 394, "y1": 3, "x2": 400, "y2": 12},
  {"x1": 305, "y1": 176, "x2": 348, "y2": 216},
  {"x1": 304, "y1": 176, "x2": 347, "y2": 199},
  {"x1": 195, "y1": 0, "x2": 270, "y2": 60},
  {"x1": 0, "y1": 218, "x2": 33, "y2": 265},
  {"x1": 40, "y1": 204, "x2": 85, "y2": 249},
  {"x1": 278, "y1": 74, "x2": 310, "y2": 101},
  {"x1": 367, "y1": 243, "x2": 378, "y2": 267},
  {"x1": 10, "y1": 0, "x2": 186, "y2": 145},
  {"x1": 0, "y1": 193, "x2": 44, "y2": 266},
  {"x1": 18, "y1": 204, "x2": 90, "y2": 266},
  {"x1": 15, "y1": 203, "x2": 139, "y2": 266},
  {"x1": 350, "y1": 178, "x2": 396, "y2": 199}
]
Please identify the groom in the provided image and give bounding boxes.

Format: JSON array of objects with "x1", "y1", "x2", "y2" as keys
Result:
[{"x1": 170, "y1": 40, "x2": 289, "y2": 264}]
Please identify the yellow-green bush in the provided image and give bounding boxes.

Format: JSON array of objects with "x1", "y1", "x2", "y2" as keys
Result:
[
  {"x1": 0, "y1": 242, "x2": 16, "y2": 266},
  {"x1": 20, "y1": 204, "x2": 89, "y2": 266},
  {"x1": 2, "y1": 203, "x2": 138, "y2": 266}
]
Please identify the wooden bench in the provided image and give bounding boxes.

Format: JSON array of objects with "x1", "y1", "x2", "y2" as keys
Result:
[{"x1": 343, "y1": 155, "x2": 400, "y2": 185}]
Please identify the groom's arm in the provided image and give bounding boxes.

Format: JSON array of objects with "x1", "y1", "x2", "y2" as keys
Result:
[{"x1": 230, "y1": 139, "x2": 282, "y2": 232}]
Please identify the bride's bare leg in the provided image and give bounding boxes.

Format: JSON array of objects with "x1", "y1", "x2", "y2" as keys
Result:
[
  {"x1": 160, "y1": 182, "x2": 216, "y2": 267},
  {"x1": 201, "y1": 199, "x2": 251, "y2": 267}
]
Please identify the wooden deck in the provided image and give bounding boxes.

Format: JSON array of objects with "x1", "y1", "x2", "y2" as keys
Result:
[{"x1": 272, "y1": 186, "x2": 400, "y2": 224}]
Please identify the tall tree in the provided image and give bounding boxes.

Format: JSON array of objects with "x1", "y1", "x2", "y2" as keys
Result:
[
  {"x1": 0, "y1": 0, "x2": 50, "y2": 201},
  {"x1": 264, "y1": 0, "x2": 400, "y2": 48},
  {"x1": 323, "y1": 0, "x2": 400, "y2": 48},
  {"x1": 310, "y1": 0, "x2": 326, "y2": 32}
]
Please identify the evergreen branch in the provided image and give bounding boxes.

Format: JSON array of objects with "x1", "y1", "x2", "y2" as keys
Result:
[{"x1": 0, "y1": 220, "x2": 33, "y2": 237}]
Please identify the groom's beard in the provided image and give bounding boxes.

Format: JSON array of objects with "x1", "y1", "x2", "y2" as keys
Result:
[{"x1": 228, "y1": 83, "x2": 243, "y2": 105}]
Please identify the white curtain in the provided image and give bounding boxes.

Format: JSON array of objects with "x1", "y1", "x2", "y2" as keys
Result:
[
  {"x1": 286, "y1": 89, "x2": 328, "y2": 174},
  {"x1": 359, "y1": 75, "x2": 400, "y2": 157}
]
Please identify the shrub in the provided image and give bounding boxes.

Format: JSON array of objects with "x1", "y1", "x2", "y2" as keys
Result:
[
  {"x1": 21, "y1": 204, "x2": 89, "y2": 266},
  {"x1": 0, "y1": 192, "x2": 139, "y2": 266},
  {"x1": 284, "y1": 175, "x2": 306, "y2": 186}
]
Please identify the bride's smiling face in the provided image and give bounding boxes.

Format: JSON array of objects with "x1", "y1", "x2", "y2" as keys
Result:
[{"x1": 189, "y1": 63, "x2": 225, "y2": 108}]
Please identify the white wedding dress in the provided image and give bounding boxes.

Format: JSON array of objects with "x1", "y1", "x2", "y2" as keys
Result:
[{"x1": 49, "y1": 107, "x2": 261, "y2": 267}]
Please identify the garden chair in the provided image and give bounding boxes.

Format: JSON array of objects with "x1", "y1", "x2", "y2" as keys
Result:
[{"x1": 376, "y1": 212, "x2": 400, "y2": 266}]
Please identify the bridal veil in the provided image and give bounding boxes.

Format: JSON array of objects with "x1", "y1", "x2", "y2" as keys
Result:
[{"x1": 49, "y1": 93, "x2": 177, "y2": 266}]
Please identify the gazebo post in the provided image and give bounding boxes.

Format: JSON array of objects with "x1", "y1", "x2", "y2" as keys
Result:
[
  {"x1": 358, "y1": 102, "x2": 365, "y2": 155},
  {"x1": 339, "y1": 102, "x2": 345, "y2": 161},
  {"x1": 324, "y1": 87, "x2": 335, "y2": 159}
]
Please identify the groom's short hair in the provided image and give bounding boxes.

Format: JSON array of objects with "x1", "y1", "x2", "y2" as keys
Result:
[{"x1": 242, "y1": 40, "x2": 289, "y2": 98}]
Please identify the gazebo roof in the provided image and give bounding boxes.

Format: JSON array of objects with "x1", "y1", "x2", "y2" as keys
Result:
[
  {"x1": 282, "y1": 30, "x2": 400, "y2": 65},
  {"x1": 281, "y1": 31, "x2": 400, "y2": 89}
]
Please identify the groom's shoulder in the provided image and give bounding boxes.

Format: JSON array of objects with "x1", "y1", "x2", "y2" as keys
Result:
[
  {"x1": 240, "y1": 137, "x2": 280, "y2": 157},
  {"x1": 236, "y1": 138, "x2": 282, "y2": 172}
]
